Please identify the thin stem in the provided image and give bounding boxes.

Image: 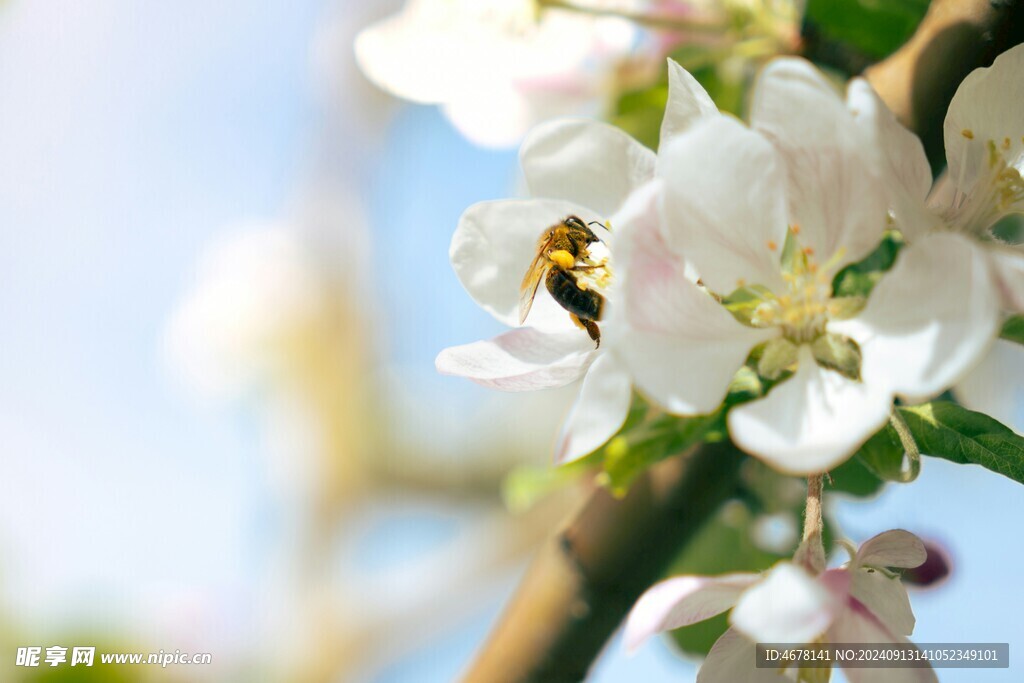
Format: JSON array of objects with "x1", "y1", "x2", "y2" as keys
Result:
[
  {"x1": 803, "y1": 474, "x2": 823, "y2": 544},
  {"x1": 537, "y1": 0, "x2": 727, "y2": 34},
  {"x1": 889, "y1": 409, "x2": 921, "y2": 483},
  {"x1": 794, "y1": 474, "x2": 826, "y2": 574}
]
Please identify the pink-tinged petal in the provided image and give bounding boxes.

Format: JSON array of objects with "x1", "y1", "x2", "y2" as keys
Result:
[
  {"x1": 435, "y1": 328, "x2": 597, "y2": 391},
  {"x1": 988, "y1": 245, "x2": 1024, "y2": 312},
  {"x1": 828, "y1": 602, "x2": 938, "y2": 683},
  {"x1": 944, "y1": 43, "x2": 1024, "y2": 196},
  {"x1": 847, "y1": 79, "x2": 937, "y2": 240},
  {"x1": 849, "y1": 568, "x2": 916, "y2": 636},
  {"x1": 612, "y1": 188, "x2": 774, "y2": 414},
  {"x1": 659, "y1": 59, "x2": 719, "y2": 150},
  {"x1": 855, "y1": 530, "x2": 927, "y2": 569},
  {"x1": 728, "y1": 348, "x2": 893, "y2": 475},
  {"x1": 731, "y1": 563, "x2": 840, "y2": 644},
  {"x1": 520, "y1": 118, "x2": 656, "y2": 218},
  {"x1": 833, "y1": 233, "x2": 1000, "y2": 403},
  {"x1": 955, "y1": 340, "x2": 1024, "y2": 434},
  {"x1": 751, "y1": 59, "x2": 889, "y2": 265},
  {"x1": 450, "y1": 198, "x2": 596, "y2": 331},
  {"x1": 659, "y1": 116, "x2": 788, "y2": 294},
  {"x1": 555, "y1": 352, "x2": 633, "y2": 463},
  {"x1": 696, "y1": 627, "x2": 780, "y2": 683},
  {"x1": 624, "y1": 573, "x2": 760, "y2": 653}
]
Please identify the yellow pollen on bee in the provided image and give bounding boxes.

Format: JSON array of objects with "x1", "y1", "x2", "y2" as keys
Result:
[
  {"x1": 962, "y1": 129, "x2": 975, "y2": 139},
  {"x1": 548, "y1": 249, "x2": 576, "y2": 270},
  {"x1": 767, "y1": 239, "x2": 778, "y2": 251},
  {"x1": 576, "y1": 279, "x2": 589, "y2": 291}
]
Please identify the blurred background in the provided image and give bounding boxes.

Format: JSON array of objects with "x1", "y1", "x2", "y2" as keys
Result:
[{"x1": 0, "y1": 0, "x2": 1021, "y2": 681}]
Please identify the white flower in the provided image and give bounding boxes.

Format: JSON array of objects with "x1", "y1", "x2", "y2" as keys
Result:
[
  {"x1": 854, "y1": 44, "x2": 1024, "y2": 432},
  {"x1": 625, "y1": 530, "x2": 936, "y2": 683},
  {"x1": 436, "y1": 61, "x2": 717, "y2": 463},
  {"x1": 355, "y1": 0, "x2": 641, "y2": 148},
  {"x1": 614, "y1": 58, "x2": 998, "y2": 473}
]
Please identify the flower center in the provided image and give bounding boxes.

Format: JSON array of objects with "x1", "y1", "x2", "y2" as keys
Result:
[
  {"x1": 947, "y1": 130, "x2": 1024, "y2": 237},
  {"x1": 721, "y1": 228, "x2": 865, "y2": 380},
  {"x1": 749, "y1": 231, "x2": 847, "y2": 344}
]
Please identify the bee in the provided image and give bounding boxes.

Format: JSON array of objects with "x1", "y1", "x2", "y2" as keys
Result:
[{"x1": 519, "y1": 215, "x2": 607, "y2": 347}]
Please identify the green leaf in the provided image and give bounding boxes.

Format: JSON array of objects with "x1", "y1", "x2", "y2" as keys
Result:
[
  {"x1": 854, "y1": 422, "x2": 907, "y2": 482},
  {"x1": 898, "y1": 402, "x2": 1024, "y2": 484},
  {"x1": 831, "y1": 232, "x2": 903, "y2": 298},
  {"x1": 1001, "y1": 315, "x2": 1024, "y2": 345},
  {"x1": 598, "y1": 411, "x2": 724, "y2": 497},
  {"x1": 611, "y1": 84, "x2": 668, "y2": 151},
  {"x1": 806, "y1": 0, "x2": 929, "y2": 59},
  {"x1": 829, "y1": 451, "x2": 885, "y2": 496}
]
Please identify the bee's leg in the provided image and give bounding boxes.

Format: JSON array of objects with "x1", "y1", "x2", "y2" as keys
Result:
[{"x1": 570, "y1": 314, "x2": 601, "y2": 348}]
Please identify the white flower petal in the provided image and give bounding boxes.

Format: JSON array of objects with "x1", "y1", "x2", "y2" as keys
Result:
[
  {"x1": 955, "y1": 339, "x2": 1024, "y2": 434},
  {"x1": 849, "y1": 568, "x2": 916, "y2": 636},
  {"x1": 944, "y1": 43, "x2": 1024, "y2": 196},
  {"x1": 624, "y1": 573, "x2": 760, "y2": 653},
  {"x1": 834, "y1": 233, "x2": 1000, "y2": 403},
  {"x1": 847, "y1": 78, "x2": 936, "y2": 240},
  {"x1": 555, "y1": 352, "x2": 633, "y2": 463},
  {"x1": 855, "y1": 529, "x2": 928, "y2": 569},
  {"x1": 614, "y1": 196, "x2": 773, "y2": 413},
  {"x1": 696, "y1": 628, "x2": 780, "y2": 683},
  {"x1": 730, "y1": 563, "x2": 840, "y2": 644},
  {"x1": 828, "y1": 604, "x2": 938, "y2": 683},
  {"x1": 729, "y1": 348, "x2": 893, "y2": 474},
  {"x1": 451, "y1": 198, "x2": 596, "y2": 331},
  {"x1": 988, "y1": 245, "x2": 1024, "y2": 312},
  {"x1": 659, "y1": 59, "x2": 719, "y2": 150},
  {"x1": 435, "y1": 327, "x2": 597, "y2": 391},
  {"x1": 520, "y1": 118, "x2": 656, "y2": 218},
  {"x1": 354, "y1": 2, "x2": 476, "y2": 104},
  {"x1": 751, "y1": 59, "x2": 889, "y2": 264},
  {"x1": 659, "y1": 116, "x2": 788, "y2": 293}
]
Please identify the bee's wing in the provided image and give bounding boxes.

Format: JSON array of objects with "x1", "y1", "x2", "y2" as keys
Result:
[{"x1": 518, "y1": 251, "x2": 551, "y2": 325}]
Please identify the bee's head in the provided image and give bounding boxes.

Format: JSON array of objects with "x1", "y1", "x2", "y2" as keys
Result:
[{"x1": 564, "y1": 215, "x2": 599, "y2": 243}]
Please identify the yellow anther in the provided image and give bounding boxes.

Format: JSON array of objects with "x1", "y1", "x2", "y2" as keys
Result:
[
  {"x1": 803, "y1": 246, "x2": 815, "y2": 256},
  {"x1": 962, "y1": 129, "x2": 975, "y2": 140},
  {"x1": 767, "y1": 239, "x2": 778, "y2": 251},
  {"x1": 737, "y1": 278, "x2": 746, "y2": 287},
  {"x1": 548, "y1": 249, "x2": 576, "y2": 270},
  {"x1": 790, "y1": 224, "x2": 801, "y2": 235},
  {"x1": 1004, "y1": 137, "x2": 1012, "y2": 150}
]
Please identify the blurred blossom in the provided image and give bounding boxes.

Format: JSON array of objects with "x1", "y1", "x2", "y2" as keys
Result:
[
  {"x1": 165, "y1": 226, "x2": 329, "y2": 402},
  {"x1": 354, "y1": 0, "x2": 802, "y2": 147},
  {"x1": 902, "y1": 539, "x2": 952, "y2": 590},
  {"x1": 355, "y1": 0, "x2": 642, "y2": 147}
]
